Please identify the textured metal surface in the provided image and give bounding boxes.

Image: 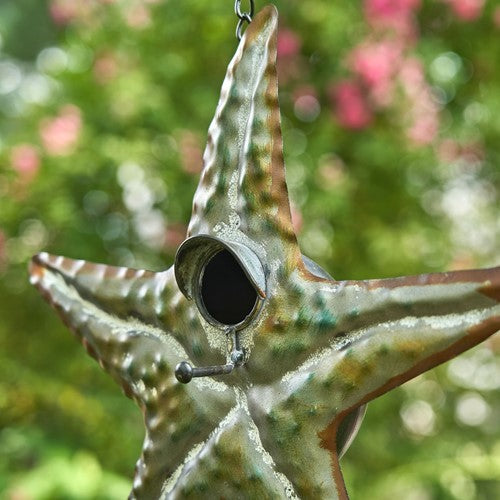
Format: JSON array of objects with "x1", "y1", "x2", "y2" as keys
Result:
[{"x1": 29, "y1": 5, "x2": 499, "y2": 499}]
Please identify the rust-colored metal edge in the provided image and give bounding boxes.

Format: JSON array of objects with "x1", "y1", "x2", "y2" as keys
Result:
[
  {"x1": 349, "y1": 266, "x2": 500, "y2": 293},
  {"x1": 319, "y1": 314, "x2": 499, "y2": 500}
]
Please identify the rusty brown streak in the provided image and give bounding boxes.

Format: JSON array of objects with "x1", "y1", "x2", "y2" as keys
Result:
[
  {"x1": 243, "y1": 5, "x2": 270, "y2": 45},
  {"x1": 317, "y1": 419, "x2": 349, "y2": 500},
  {"x1": 479, "y1": 281, "x2": 500, "y2": 302},
  {"x1": 350, "y1": 266, "x2": 500, "y2": 291},
  {"x1": 29, "y1": 255, "x2": 46, "y2": 280},
  {"x1": 319, "y1": 314, "x2": 499, "y2": 499},
  {"x1": 266, "y1": 7, "x2": 298, "y2": 247}
]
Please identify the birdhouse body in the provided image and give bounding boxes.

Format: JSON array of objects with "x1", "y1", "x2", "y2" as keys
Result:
[{"x1": 29, "y1": 5, "x2": 499, "y2": 499}]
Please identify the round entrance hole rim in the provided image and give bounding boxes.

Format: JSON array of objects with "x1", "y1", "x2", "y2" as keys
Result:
[
  {"x1": 174, "y1": 234, "x2": 267, "y2": 332},
  {"x1": 195, "y1": 246, "x2": 265, "y2": 331}
]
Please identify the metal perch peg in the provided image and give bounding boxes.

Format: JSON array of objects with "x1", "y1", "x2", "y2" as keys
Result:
[
  {"x1": 175, "y1": 326, "x2": 246, "y2": 383},
  {"x1": 29, "y1": 4, "x2": 499, "y2": 499},
  {"x1": 174, "y1": 361, "x2": 235, "y2": 384}
]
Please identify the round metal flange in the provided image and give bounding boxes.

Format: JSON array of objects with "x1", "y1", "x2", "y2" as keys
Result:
[{"x1": 175, "y1": 235, "x2": 266, "y2": 330}]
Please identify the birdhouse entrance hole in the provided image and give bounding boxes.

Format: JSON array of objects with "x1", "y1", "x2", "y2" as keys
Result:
[{"x1": 200, "y1": 249, "x2": 258, "y2": 326}]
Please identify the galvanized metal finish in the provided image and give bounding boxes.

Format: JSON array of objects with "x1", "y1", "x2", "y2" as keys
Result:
[{"x1": 29, "y1": 5, "x2": 499, "y2": 500}]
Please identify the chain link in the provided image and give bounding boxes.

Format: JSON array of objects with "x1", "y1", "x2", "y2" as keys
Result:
[{"x1": 234, "y1": 0, "x2": 254, "y2": 40}]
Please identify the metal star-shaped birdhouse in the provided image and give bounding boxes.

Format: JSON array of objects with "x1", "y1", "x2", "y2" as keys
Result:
[{"x1": 30, "y1": 6, "x2": 499, "y2": 499}]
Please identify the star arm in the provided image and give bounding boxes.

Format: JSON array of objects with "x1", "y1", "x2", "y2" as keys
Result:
[
  {"x1": 248, "y1": 266, "x2": 499, "y2": 499},
  {"x1": 131, "y1": 377, "x2": 236, "y2": 499},
  {"x1": 247, "y1": 379, "x2": 346, "y2": 499},
  {"x1": 256, "y1": 266, "x2": 500, "y2": 382},
  {"x1": 304, "y1": 266, "x2": 500, "y2": 412},
  {"x1": 254, "y1": 266, "x2": 499, "y2": 452},
  {"x1": 29, "y1": 252, "x2": 237, "y2": 498},
  {"x1": 30, "y1": 252, "x2": 174, "y2": 326},
  {"x1": 29, "y1": 252, "x2": 221, "y2": 366},
  {"x1": 151, "y1": 403, "x2": 299, "y2": 499},
  {"x1": 187, "y1": 6, "x2": 301, "y2": 266}
]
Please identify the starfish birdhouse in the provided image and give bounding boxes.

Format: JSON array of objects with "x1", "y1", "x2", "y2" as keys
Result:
[{"x1": 30, "y1": 6, "x2": 499, "y2": 499}]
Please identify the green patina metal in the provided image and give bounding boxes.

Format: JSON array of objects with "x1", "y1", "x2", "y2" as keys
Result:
[{"x1": 29, "y1": 5, "x2": 499, "y2": 499}]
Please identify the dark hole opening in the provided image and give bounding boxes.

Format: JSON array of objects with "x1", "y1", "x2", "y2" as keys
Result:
[{"x1": 201, "y1": 249, "x2": 257, "y2": 325}]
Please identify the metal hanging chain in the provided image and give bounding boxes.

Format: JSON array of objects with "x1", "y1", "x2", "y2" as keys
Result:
[{"x1": 235, "y1": 0, "x2": 255, "y2": 40}]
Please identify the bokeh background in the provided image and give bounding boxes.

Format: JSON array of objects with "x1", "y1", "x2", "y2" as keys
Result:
[{"x1": 0, "y1": 0, "x2": 499, "y2": 498}]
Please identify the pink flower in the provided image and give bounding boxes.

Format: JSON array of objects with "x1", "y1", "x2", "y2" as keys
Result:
[
  {"x1": 398, "y1": 58, "x2": 439, "y2": 146},
  {"x1": 350, "y1": 40, "x2": 402, "y2": 87},
  {"x1": 49, "y1": 0, "x2": 79, "y2": 25},
  {"x1": 293, "y1": 86, "x2": 321, "y2": 122},
  {"x1": 94, "y1": 52, "x2": 119, "y2": 84},
  {"x1": 364, "y1": 0, "x2": 421, "y2": 37},
  {"x1": 365, "y1": 0, "x2": 420, "y2": 20},
  {"x1": 126, "y1": 4, "x2": 151, "y2": 29},
  {"x1": 330, "y1": 80, "x2": 372, "y2": 130},
  {"x1": 446, "y1": 0, "x2": 484, "y2": 22},
  {"x1": 436, "y1": 139, "x2": 461, "y2": 163},
  {"x1": 40, "y1": 105, "x2": 82, "y2": 156},
  {"x1": 398, "y1": 57, "x2": 425, "y2": 95},
  {"x1": 407, "y1": 113, "x2": 438, "y2": 145},
  {"x1": 277, "y1": 29, "x2": 302, "y2": 58},
  {"x1": 10, "y1": 144, "x2": 40, "y2": 178},
  {"x1": 49, "y1": 0, "x2": 92, "y2": 25},
  {"x1": 276, "y1": 29, "x2": 303, "y2": 84},
  {"x1": 349, "y1": 40, "x2": 403, "y2": 106},
  {"x1": 435, "y1": 140, "x2": 484, "y2": 164},
  {"x1": 494, "y1": 7, "x2": 500, "y2": 28}
]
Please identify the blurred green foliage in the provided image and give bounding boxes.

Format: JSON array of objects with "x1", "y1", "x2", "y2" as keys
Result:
[{"x1": 0, "y1": 0, "x2": 498, "y2": 498}]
